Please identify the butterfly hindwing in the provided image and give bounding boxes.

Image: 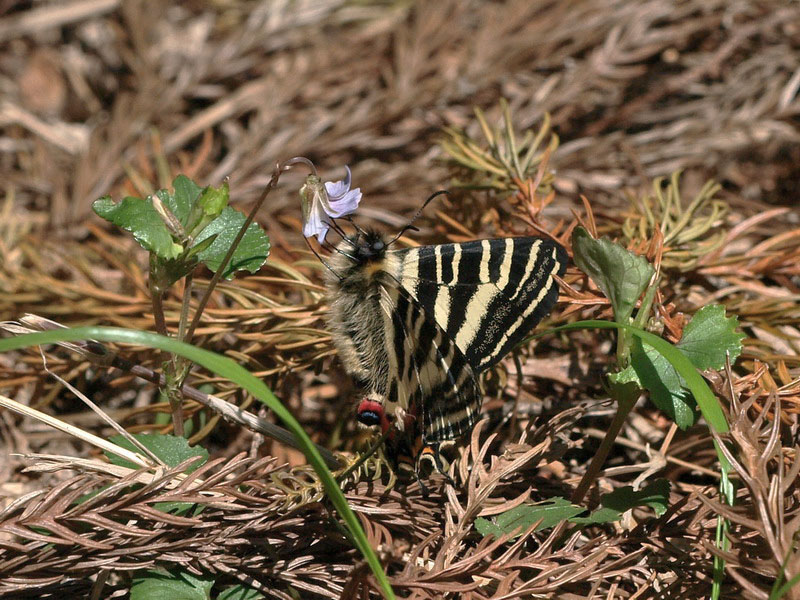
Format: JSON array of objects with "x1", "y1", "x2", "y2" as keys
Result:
[{"x1": 377, "y1": 283, "x2": 481, "y2": 444}]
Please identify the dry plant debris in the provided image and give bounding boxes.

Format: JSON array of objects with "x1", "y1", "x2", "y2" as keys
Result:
[{"x1": 1, "y1": 1, "x2": 799, "y2": 598}]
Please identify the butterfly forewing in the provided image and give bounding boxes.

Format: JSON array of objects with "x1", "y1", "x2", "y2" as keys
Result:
[{"x1": 394, "y1": 237, "x2": 567, "y2": 372}]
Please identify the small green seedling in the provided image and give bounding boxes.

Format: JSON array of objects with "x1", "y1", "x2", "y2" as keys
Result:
[{"x1": 93, "y1": 175, "x2": 270, "y2": 435}]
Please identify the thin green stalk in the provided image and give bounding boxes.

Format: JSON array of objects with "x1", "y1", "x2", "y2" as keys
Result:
[
  {"x1": 149, "y1": 270, "x2": 184, "y2": 437},
  {"x1": 177, "y1": 273, "x2": 194, "y2": 343},
  {"x1": 184, "y1": 157, "x2": 315, "y2": 345}
]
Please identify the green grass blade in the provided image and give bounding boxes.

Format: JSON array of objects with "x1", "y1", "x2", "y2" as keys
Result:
[
  {"x1": 0, "y1": 326, "x2": 394, "y2": 600},
  {"x1": 771, "y1": 567, "x2": 800, "y2": 599},
  {"x1": 712, "y1": 438, "x2": 735, "y2": 599},
  {"x1": 547, "y1": 320, "x2": 729, "y2": 433}
]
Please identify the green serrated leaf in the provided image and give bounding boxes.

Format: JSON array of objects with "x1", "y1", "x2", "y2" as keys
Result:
[
  {"x1": 195, "y1": 207, "x2": 270, "y2": 279},
  {"x1": 105, "y1": 434, "x2": 209, "y2": 516},
  {"x1": 93, "y1": 196, "x2": 183, "y2": 259},
  {"x1": 105, "y1": 433, "x2": 208, "y2": 473},
  {"x1": 624, "y1": 304, "x2": 742, "y2": 430},
  {"x1": 218, "y1": 585, "x2": 266, "y2": 600},
  {"x1": 570, "y1": 506, "x2": 622, "y2": 524},
  {"x1": 677, "y1": 305, "x2": 745, "y2": 370},
  {"x1": 474, "y1": 517, "x2": 505, "y2": 538},
  {"x1": 476, "y1": 498, "x2": 585, "y2": 538},
  {"x1": 631, "y1": 338, "x2": 697, "y2": 429},
  {"x1": 151, "y1": 501, "x2": 205, "y2": 517},
  {"x1": 571, "y1": 227, "x2": 654, "y2": 324},
  {"x1": 131, "y1": 569, "x2": 213, "y2": 600}
]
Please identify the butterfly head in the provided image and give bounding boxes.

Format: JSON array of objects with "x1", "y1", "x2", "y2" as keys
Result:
[{"x1": 349, "y1": 230, "x2": 388, "y2": 264}]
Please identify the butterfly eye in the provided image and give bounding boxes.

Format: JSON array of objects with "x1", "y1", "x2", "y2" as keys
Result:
[{"x1": 372, "y1": 240, "x2": 385, "y2": 252}]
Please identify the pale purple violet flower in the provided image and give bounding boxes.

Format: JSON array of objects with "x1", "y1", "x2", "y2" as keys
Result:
[{"x1": 301, "y1": 166, "x2": 362, "y2": 243}]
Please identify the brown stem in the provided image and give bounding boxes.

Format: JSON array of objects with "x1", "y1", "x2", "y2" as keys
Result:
[
  {"x1": 183, "y1": 157, "x2": 315, "y2": 344},
  {"x1": 163, "y1": 376, "x2": 185, "y2": 438},
  {"x1": 150, "y1": 285, "x2": 184, "y2": 436},
  {"x1": 149, "y1": 259, "x2": 187, "y2": 436},
  {"x1": 570, "y1": 392, "x2": 638, "y2": 504},
  {"x1": 177, "y1": 273, "x2": 193, "y2": 342},
  {"x1": 538, "y1": 391, "x2": 639, "y2": 555},
  {"x1": 107, "y1": 354, "x2": 341, "y2": 468},
  {"x1": 150, "y1": 289, "x2": 169, "y2": 338}
]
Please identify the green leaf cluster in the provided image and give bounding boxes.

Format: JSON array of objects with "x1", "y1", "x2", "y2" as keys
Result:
[
  {"x1": 93, "y1": 175, "x2": 270, "y2": 284},
  {"x1": 132, "y1": 570, "x2": 214, "y2": 600},
  {"x1": 625, "y1": 305, "x2": 744, "y2": 428},
  {"x1": 571, "y1": 227, "x2": 744, "y2": 429},
  {"x1": 572, "y1": 227, "x2": 654, "y2": 327},
  {"x1": 104, "y1": 433, "x2": 208, "y2": 516},
  {"x1": 105, "y1": 432, "x2": 209, "y2": 472},
  {"x1": 131, "y1": 569, "x2": 264, "y2": 600}
]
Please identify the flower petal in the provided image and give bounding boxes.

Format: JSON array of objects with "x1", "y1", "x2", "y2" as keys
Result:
[
  {"x1": 301, "y1": 166, "x2": 361, "y2": 243},
  {"x1": 302, "y1": 202, "x2": 331, "y2": 243},
  {"x1": 325, "y1": 166, "x2": 353, "y2": 200},
  {"x1": 327, "y1": 187, "x2": 362, "y2": 218}
]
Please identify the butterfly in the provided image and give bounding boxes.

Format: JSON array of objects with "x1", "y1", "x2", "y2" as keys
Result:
[{"x1": 324, "y1": 227, "x2": 567, "y2": 476}]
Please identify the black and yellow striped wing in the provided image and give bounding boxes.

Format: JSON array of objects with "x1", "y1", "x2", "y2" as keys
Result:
[
  {"x1": 394, "y1": 237, "x2": 567, "y2": 373},
  {"x1": 383, "y1": 236, "x2": 567, "y2": 445}
]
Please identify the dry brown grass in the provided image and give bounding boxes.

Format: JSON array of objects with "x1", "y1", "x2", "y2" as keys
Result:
[{"x1": 1, "y1": 1, "x2": 799, "y2": 598}]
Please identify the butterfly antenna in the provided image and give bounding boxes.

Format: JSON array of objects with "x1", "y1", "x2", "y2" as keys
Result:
[
  {"x1": 344, "y1": 216, "x2": 369, "y2": 237},
  {"x1": 387, "y1": 190, "x2": 450, "y2": 246},
  {"x1": 317, "y1": 223, "x2": 359, "y2": 262},
  {"x1": 326, "y1": 217, "x2": 346, "y2": 238},
  {"x1": 327, "y1": 217, "x2": 359, "y2": 248},
  {"x1": 326, "y1": 242, "x2": 358, "y2": 262}
]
